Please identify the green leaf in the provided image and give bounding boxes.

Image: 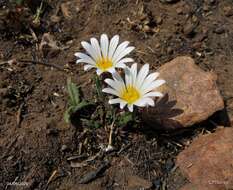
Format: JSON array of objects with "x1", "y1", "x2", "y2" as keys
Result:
[
  {"x1": 64, "y1": 106, "x2": 75, "y2": 123},
  {"x1": 67, "y1": 78, "x2": 80, "y2": 106},
  {"x1": 117, "y1": 112, "x2": 134, "y2": 127},
  {"x1": 15, "y1": 0, "x2": 24, "y2": 5},
  {"x1": 73, "y1": 101, "x2": 94, "y2": 113},
  {"x1": 81, "y1": 119, "x2": 101, "y2": 129}
]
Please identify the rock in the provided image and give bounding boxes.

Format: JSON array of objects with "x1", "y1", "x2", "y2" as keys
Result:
[
  {"x1": 183, "y1": 21, "x2": 198, "y2": 37},
  {"x1": 177, "y1": 127, "x2": 233, "y2": 190},
  {"x1": 127, "y1": 175, "x2": 153, "y2": 190},
  {"x1": 141, "y1": 56, "x2": 224, "y2": 130},
  {"x1": 179, "y1": 183, "x2": 220, "y2": 190}
]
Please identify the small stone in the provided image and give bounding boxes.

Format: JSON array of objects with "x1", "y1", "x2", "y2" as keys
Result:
[
  {"x1": 61, "y1": 145, "x2": 68, "y2": 152},
  {"x1": 0, "y1": 88, "x2": 7, "y2": 97},
  {"x1": 223, "y1": 6, "x2": 233, "y2": 17},
  {"x1": 176, "y1": 7, "x2": 183, "y2": 14},
  {"x1": 156, "y1": 16, "x2": 163, "y2": 25},
  {"x1": 208, "y1": 0, "x2": 216, "y2": 4},
  {"x1": 153, "y1": 179, "x2": 161, "y2": 188},
  {"x1": 141, "y1": 56, "x2": 224, "y2": 130},
  {"x1": 155, "y1": 43, "x2": 161, "y2": 49},
  {"x1": 214, "y1": 26, "x2": 225, "y2": 34},
  {"x1": 127, "y1": 175, "x2": 153, "y2": 189},
  {"x1": 160, "y1": 0, "x2": 180, "y2": 3},
  {"x1": 203, "y1": 4, "x2": 210, "y2": 12},
  {"x1": 183, "y1": 21, "x2": 197, "y2": 37},
  {"x1": 177, "y1": 127, "x2": 233, "y2": 189},
  {"x1": 192, "y1": 42, "x2": 202, "y2": 50},
  {"x1": 167, "y1": 47, "x2": 173, "y2": 54}
]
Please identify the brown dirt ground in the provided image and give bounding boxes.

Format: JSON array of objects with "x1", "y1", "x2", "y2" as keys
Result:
[{"x1": 0, "y1": 0, "x2": 233, "y2": 190}]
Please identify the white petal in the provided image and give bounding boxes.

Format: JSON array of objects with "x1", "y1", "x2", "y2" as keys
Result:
[
  {"x1": 143, "y1": 79, "x2": 166, "y2": 94},
  {"x1": 76, "y1": 58, "x2": 96, "y2": 65},
  {"x1": 120, "y1": 101, "x2": 127, "y2": 109},
  {"x1": 124, "y1": 66, "x2": 131, "y2": 86},
  {"x1": 134, "y1": 97, "x2": 154, "y2": 107},
  {"x1": 140, "y1": 72, "x2": 160, "y2": 91},
  {"x1": 106, "y1": 74, "x2": 126, "y2": 93},
  {"x1": 143, "y1": 91, "x2": 163, "y2": 98},
  {"x1": 81, "y1": 41, "x2": 98, "y2": 61},
  {"x1": 75, "y1": 52, "x2": 96, "y2": 65},
  {"x1": 127, "y1": 104, "x2": 134, "y2": 112},
  {"x1": 114, "y1": 58, "x2": 134, "y2": 67},
  {"x1": 104, "y1": 78, "x2": 122, "y2": 91},
  {"x1": 112, "y1": 71, "x2": 125, "y2": 84},
  {"x1": 112, "y1": 41, "x2": 129, "y2": 61},
  {"x1": 96, "y1": 69, "x2": 103, "y2": 75},
  {"x1": 144, "y1": 98, "x2": 155, "y2": 106},
  {"x1": 107, "y1": 67, "x2": 116, "y2": 74},
  {"x1": 84, "y1": 64, "x2": 95, "y2": 71},
  {"x1": 109, "y1": 98, "x2": 122, "y2": 104},
  {"x1": 90, "y1": 38, "x2": 102, "y2": 59},
  {"x1": 100, "y1": 34, "x2": 109, "y2": 58},
  {"x1": 108, "y1": 35, "x2": 119, "y2": 59},
  {"x1": 113, "y1": 46, "x2": 135, "y2": 63},
  {"x1": 102, "y1": 88, "x2": 120, "y2": 96},
  {"x1": 136, "y1": 64, "x2": 150, "y2": 89},
  {"x1": 115, "y1": 62, "x2": 127, "y2": 68},
  {"x1": 131, "y1": 63, "x2": 137, "y2": 86}
]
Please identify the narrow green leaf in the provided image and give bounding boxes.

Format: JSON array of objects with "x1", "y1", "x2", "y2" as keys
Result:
[
  {"x1": 67, "y1": 78, "x2": 80, "y2": 106},
  {"x1": 64, "y1": 106, "x2": 75, "y2": 123},
  {"x1": 117, "y1": 112, "x2": 133, "y2": 127},
  {"x1": 15, "y1": 0, "x2": 24, "y2": 5},
  {"x1": 73, "y1": 101, "x2": 93, "y2": 113}
]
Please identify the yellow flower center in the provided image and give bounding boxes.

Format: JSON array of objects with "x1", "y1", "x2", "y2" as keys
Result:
[
  {"x1": 121, "y1": 86, "x2": 140, "y2": 104},
  {"x1": 96, "y1": 57, "x2": 113, "y2": 71}
]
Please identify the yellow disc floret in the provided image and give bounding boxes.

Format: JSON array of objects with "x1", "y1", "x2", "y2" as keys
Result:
[
  {"x1": 121, "y1": 86, "x2": 140, "y2": 104},
  {"x1": 96, "y1": 57, "x2": 113, "y2": 71}
]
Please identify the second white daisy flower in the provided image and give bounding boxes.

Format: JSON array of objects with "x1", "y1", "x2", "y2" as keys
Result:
[
  {"x1": 75, "y1": 34, "x2": 135, "y2": 75},
  {"x1": 102, "y1": 63, "x2": 166, "y2": 112}
]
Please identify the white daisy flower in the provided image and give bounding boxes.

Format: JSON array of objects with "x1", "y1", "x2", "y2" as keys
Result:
[
  {"x1": 102, "y1": 63, "x2": 166, "y2": 112},
  {"x1": 74, "y1": 34, "x2": 135, "y2": 75}
]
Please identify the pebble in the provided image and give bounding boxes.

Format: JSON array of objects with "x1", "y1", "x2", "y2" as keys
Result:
[
  {"x1": 160, "y1": 0, "x2": 180, "y2": 3},
  {"x1": 223, "y1": 6, "x2": 233, "y2": 17},
  {"x1": 183, "y1": 21, "x2": 197, "y2": 37},
  {"x1": 61, "y1": 145, "x2": 68, "y2": 152},
  {"x1": 214, "y1": 26, "x2": 225, "y2": 34},
  {"x1": 156, "y1": 16, "x2": 163, "y2": 25}
]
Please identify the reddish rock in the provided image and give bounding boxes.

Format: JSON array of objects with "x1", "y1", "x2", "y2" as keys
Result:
[
  {"x1": 177, "y1": 127, "x2": 233, "y2": 190},
  {"x1": 180, "y1": 183, "x2": 220, "y2": 190},
  {"x1": 141, "y1": 56, "x2": 224, "y2": 129}
]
